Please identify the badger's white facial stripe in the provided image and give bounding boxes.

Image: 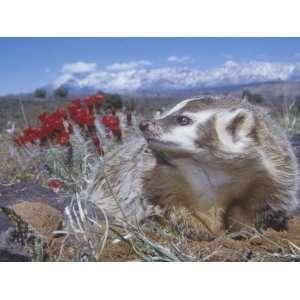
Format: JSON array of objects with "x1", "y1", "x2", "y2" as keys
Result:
[
  {"x1": 161, "y1": 125, "x2": 198, "y2": 150},
  {"x1": 159, "y1": 97, "x2": 201, "y2": 119},
  {"x1": 160, "y1": 110, "x2": 216, "y2": 150},
  {"x1": 215, "y1": 109, "x2": 255, "y2": 153}
]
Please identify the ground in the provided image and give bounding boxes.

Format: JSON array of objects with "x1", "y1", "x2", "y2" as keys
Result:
[{"x1": 1, "y1": 182, "x2": 300, "y2": 261}]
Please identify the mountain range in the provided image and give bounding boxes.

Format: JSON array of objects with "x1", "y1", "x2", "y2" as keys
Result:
[
  {"x1": 3, "y1": 59, "x2": 300, "y2": 101},
  {"x1": 46, "y1": 60, "x2": 300, "y2": 99}
]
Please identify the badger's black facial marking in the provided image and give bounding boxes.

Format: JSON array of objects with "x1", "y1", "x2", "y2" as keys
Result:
[
  {"x1": 226, "y1": 113, "x2": 246, "y2": 141},
  {"x1": 194, "y1": 116, "x2": 218, "y2": 150}
]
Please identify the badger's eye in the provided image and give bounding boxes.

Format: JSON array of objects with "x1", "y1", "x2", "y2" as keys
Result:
[{"x1": 176, "y1": 115, "x2": 191, "y2": 126}]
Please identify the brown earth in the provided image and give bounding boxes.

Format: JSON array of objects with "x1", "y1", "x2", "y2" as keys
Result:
[
  {"x1": 90, "y1": 216, "x2": 300, "y2": 262},
  {"x1": 48, "y1": 215, "x2": 300, "y2": 262},
  {"x1": 2, "y1": 184, "x2": 300, "y2": 262},
  {"x1": 187, "y1": 217, "x2": 300, "y2": 262}
]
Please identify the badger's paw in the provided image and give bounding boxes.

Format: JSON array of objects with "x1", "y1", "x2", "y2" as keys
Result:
[
  {"x1": 166, "y1": 206, "x2": 221, "y2": 241},
  {"x1": 255, "y1": 209, "x2": 289, "y2": 232}
]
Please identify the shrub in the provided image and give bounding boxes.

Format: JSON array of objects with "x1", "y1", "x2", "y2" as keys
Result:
[
  {"x1": 242, "y1": 89, "x2": 265, "y2": 104},
  {"x1": 103, "y1": 93, "x2": 123, "y2": 110},
  {"x1": 54, "y1": 86, "x2": 69, "y2": 98},
  {"x1": 34, "y1": 88, "x2": 47, "y2": 99}
]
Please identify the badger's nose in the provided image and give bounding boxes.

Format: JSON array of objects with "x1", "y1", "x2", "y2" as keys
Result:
[{"x1": 139, "y1": 120, "x2": 150, "y2": 132}]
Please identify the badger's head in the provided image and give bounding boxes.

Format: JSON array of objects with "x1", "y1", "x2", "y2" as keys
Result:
[{"x1": 139, "y1": 97, "x2": 260, "y2": 169}]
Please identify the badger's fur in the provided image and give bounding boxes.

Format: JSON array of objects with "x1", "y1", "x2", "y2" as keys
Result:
[{"x1": 91, "y1": 96, "x2": 298, "y2": 237}]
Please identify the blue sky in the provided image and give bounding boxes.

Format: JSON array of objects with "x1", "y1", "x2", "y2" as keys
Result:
[{"x1": 1, "y1": 38, "x2": 300, "y2": 95}]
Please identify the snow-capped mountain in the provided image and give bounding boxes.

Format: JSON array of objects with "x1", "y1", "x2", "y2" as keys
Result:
[{"x1": 49, "y1": 60, "x2": 300, "y2": 96}]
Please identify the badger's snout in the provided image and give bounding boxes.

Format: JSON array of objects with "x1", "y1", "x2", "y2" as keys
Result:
[
  {"x1": 139, "y1": 120, "x2": 150, "y2": 132},
  {"x1": 139, "y1": 120, "x2": 159, "y2": 142},
  {"x1": 139, "y1": 120, "x2": 157, "y2": 136}
]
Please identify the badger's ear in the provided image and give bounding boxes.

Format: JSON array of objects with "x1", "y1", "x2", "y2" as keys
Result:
[{"x1": 216, "y1": 109, "x2": 255, "y2": 151}]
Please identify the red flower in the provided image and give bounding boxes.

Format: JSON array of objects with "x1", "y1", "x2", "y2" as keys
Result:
[
  {"x1": 68, "y1": 105, "x2": 79, "y2": 116},
  {"x1": 94, "y1": 94, "x2": 105, "y2": 105},
  {"x1": 32, "y1": 127, "x2": 46, "y2": 139},
  {"x1": 54, "y1": 120, "x2": 65, "y2": 131},
  {"x1": 38, "y1": 112, "x2": 49, "y2": 124},
  {"x1": 14, "y1": 136, "x2": 25, "y2": 146},
  {"x1": 68, "y1": 99, "x2": 81, "y2": 115},
  {"x1": 23, "y1": 127, "x2": 34, "y2": 136},
  {"x1": 91, "y1": 133, "x2": 100, "y2": 146},
  {"x1": 101, "y1": 115, "x2": 110, "y2": 126},
  {"x1": 22, "y1": 127, "x2": 42, "y2": 144},
  {"x1": 73, "y1": 108, "x2": 87, "y2": 125},
  {"x1": 112, "y1": 127, "x2": 121, "y2": 136},
  {"x1": 43, "y1": 122, "x2": 54, "y2": 135},
  {"x1": 101, "y1": 114, "x2": 121, "y2": 138},
  {"x1": 109, "y1": 115, "x2": 120, "y2": 130},
  {"x1": 37, "y1": 108, "x2": 67, "y2": 140},
  {"x1": 85, "y1": 111, "x2": 95, "y2": 127},
  {"x1": 54, "y1": 108, "x2": 67, "y2": 119},
  {"x1": 13, "y1": 94, "x2": 115, "y2": 150},
  {"x1": 56, "y1": 131, "x2": 70, "y2": 145},
  {"x1": 48, "y1": 179, "x2": 61, "y2": 189},
  {"x1": 72, "y1": 108, "x2": 95, "y2": 127},
  {"x1": 84, "y1": 96, "x2": 94, "y2": 107},
  {"x1": 24, "y1": 134, "x2": 35, "y2": 144}
]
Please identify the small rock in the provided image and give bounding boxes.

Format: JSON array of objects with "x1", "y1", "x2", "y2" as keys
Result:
[
  {"x1": 0, "y1": 182, "x2": 68, "y2": 211},
  {"x1": 0, "y1": 247, "x2": 31, "y2": 262},
  {"x1": 0, "y1": 209, "x2": 32, "y2": 261},
  {"x1": 11, "y1": 201, "x2": 63, "y2": 238},
  {"x1": 0, "y1": 182, "x2": 69, "y2": 261}
]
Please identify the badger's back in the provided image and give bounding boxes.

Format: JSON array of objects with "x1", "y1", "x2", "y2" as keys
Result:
[{"x1": 89, "y1": 136, "x2": 157, "y2": 222}]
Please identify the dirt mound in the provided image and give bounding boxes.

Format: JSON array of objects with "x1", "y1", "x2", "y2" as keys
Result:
[{"x1": 87, "y1": 216, "x2": 300, "y2": 262}]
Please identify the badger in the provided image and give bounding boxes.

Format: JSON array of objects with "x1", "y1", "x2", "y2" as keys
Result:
[{"x1": 91, "y1": 96, "x2": 298, "y2": 238}]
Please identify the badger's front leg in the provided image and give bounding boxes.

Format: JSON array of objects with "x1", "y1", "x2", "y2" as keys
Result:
[{"x1": 225, "y1": 201, "x2": 289, "y2": 236}]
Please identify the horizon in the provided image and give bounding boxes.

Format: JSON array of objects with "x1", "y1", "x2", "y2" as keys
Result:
[{"x1": 1, "y1": 37, "x2": 300, "y2": 96}]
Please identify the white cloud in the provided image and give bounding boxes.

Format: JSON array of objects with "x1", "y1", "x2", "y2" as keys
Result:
[
  {"x1": 167, "y1": 55, "x2": 191, "y2": 63},
  {"x1": 61, "y1": 62, "x2": 97, "y2": 74},
  {"x1": 53, "y1": 59, "x2": 300, "y2": 93},
  {"x1": 106, "y1": 60, "x2": 152, "y2": 71},
  {"x1": 54, "y1": 72, "x2": 75, "y2": 88}
]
